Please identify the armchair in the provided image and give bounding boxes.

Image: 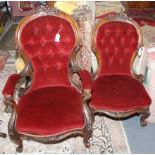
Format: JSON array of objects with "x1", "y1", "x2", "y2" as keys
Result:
[
  {"x1": 90, "y1": 13, "x2": 151, "y2": 125},
  {"x1": 2, "y1": 8, "x2": 92, "y2": 152}
]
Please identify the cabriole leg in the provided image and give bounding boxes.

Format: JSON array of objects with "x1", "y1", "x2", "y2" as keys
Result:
[{"x1": 140, "y1": 108, "x2": 150, "y2": 127}]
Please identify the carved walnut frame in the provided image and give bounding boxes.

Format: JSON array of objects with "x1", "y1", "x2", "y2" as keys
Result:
[
  {"x1": 91, "y1": 13, "x2": 150, "y2": 126},
  {"x1": 3, "y1": 8, "x2": 92, "y2": 152}
]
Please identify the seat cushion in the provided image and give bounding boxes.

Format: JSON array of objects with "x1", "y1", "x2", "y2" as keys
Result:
[
  {"x1": 16, "y1": 86, "x2": 84, "y2": 136},
  {"x1": 90, "y1": 75, "x2": 151, "y2": 112}
]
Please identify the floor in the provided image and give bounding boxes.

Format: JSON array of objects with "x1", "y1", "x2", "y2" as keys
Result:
[{"x1": 123, "y1": 116, "x2": 155, "y2": 154}]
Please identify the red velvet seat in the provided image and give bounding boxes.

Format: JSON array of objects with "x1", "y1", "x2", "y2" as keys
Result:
[
  {"x1": 91, "y1": 13, "x2": 151, "y2": 124},
  {"x1": 16, "y1": 87, "x2": 84, "y2": 135},
  {"x1": 91, "y1": 75, "x2": 151, "y2": 112},
  {"x1": 2, "y1": 9, "x2": 92, "y2": 152}
]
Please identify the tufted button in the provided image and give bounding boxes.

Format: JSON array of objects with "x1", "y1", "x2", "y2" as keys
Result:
[
  {"x1": 100, "y1": 38, "x2": 105, "y2": 45},
  {"x1": 109, "y1": 38, "x2": 115, "y2": 45},
  {"x1": 109, "y1": 57, "x2": 114, "y2": 66},
  {"x1": 59, "y1": 24, "x2": 64, "y2": 30},
  {"x1": 27, "y1": 39, "x2": 35, "y2": 45},
  {"x1": 33, "y1": 27, "x2": 39, "y2": 34},
  {"x1": 119, "y1": 58, "x2": 123, "y2": 65},
  {"x1": 47, "y1": 49, "x2": 54, "y2": 58},
  {"x1": 55, "y1": 61, "x2": 63, "y2": 70},
  {"x1": 33, "y1": 31, "x2": 38, "y2": 36},
  {"x1": 114, "y1": 47, "x2": 119, "y2": 53},
  {"x1": 115, "y1": 28, "x2": 122, "y2": 37},
  {"x1": 41, "y1": 42, "x2": 45, "y2": 48},
  {"x1": 63, "y1": 37, "x2": 71, "y2": 44},
  {"x1": 124, "y1": 47, "x2": 130, "y2": 55},
  {"x1": 45, "y1": 24, "x2": 53, "y2": 32},
  {"x1": 104, "y1": 28, "x2": 111, "y2": 36},
  {"x1": 104, "y1": 47, "x2": 111, "y2": 55},
  {"x1": 130, "y1": 38, "x2": 136, "y2": 44},
  {"x1": 114, "y1": 49, "x2": 119, "y2": 56},
  {"x1": 126, "y1": 28, "x2": 134, "y2": 36},
  {"x1": 120, "y1": 38, "x2": 125, "y2": 47}
]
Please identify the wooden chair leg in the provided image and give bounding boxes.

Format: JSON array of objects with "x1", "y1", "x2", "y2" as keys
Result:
[
  {"x1": 83, "y1": 125, "x2": 92, "y2": 148},
  {"x1": 83, "y1": 132, "x2": 90, "y2": 148},
  {"x1": 9, "y1": 129, "x2": 23, "y2": 153},
  {"x1": 140, "y1": 108, "x2": 150, "y2": 127}
]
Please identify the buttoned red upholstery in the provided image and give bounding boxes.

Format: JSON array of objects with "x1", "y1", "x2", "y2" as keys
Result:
[
  {"x1": 91, "y1": 18, "x2": 151, "y2": 112},
  {"x1": 2, "y1": 14, "x2": 87, "y2": 136},
  {"x1": 20, "y1": 15, "x2": 76, "y2": 89},
  {"x1": 96, "y1": 21, "x2": 138, "y2": 76}
]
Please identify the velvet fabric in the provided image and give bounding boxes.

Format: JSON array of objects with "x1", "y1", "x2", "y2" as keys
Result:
[
  {"x1": 91, "y1": 75, "x2": 151, "y2": 112},
  {"x1": 4, "y1": 15, "x2": 86, "y2": 136},
  {"x1": 79, "y1": 70, "x2": 92, "y2": 90},
  {"x1": 16, "y1": 86, "x2": 84, "y2": 135},
  {"x1": 134, "y1": 18, "x2": 155, "y2": 27},
  {"x1": 96, "y1": 21, "x2": 138, "y2": 76},
  {"x1": 20, "y1": 15, "x2": 76, "y2": 89},
  {"x1": 2, "y1": 74, "x2": 21, "y2": 96},
  {"x1": 91, "y1": 19, "x2": 151, "y2": 112}
]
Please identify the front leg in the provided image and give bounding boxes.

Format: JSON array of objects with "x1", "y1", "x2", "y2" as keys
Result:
[
  {"x1": 140, "y1": 108, "x2": 150, "y2": 127},
  {"x1": 82, "y1": 90, "x2": 93, "y2": 147}
]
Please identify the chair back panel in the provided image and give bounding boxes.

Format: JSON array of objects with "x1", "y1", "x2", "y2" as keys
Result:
[
  {"x1": 17, "y1": 14, "x2": 77, "y2": 89},
  {"x1": 95, "y1": 20, "x2": 139, "y2": 76}
]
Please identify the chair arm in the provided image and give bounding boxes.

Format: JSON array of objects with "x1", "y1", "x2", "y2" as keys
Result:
[
  {"x1": 2, "y1": 74, "x2": 21, "y2": 97},
  {"x1": 79, "y1": 70, "x2": 92, "y2": 91}
]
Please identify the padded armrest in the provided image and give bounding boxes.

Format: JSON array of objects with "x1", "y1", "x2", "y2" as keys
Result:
[
  {"x1": 2, "y1": 74, "x2": 21, "y2": 97},
  {"x1": 79, "y1": 70, "x2": 92, "y2": 90}
]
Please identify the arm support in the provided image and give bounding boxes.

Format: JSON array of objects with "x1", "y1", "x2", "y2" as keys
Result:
[{"x1": 2, "y1": 74, "x2": 21, "y2": 97}]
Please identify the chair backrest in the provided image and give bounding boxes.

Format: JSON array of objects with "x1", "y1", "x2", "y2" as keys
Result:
[
  {"x1": 93, "y1": 13, "x2": 142, "y2": 77},
  {"x1": 15, "y1": 9, "x2": 79, "y2": 90}
]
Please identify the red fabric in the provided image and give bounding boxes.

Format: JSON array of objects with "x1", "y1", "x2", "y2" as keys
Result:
[
  {"x1": 16, "y1": 86, "x2": 84, "y2": 135},
  {"x1": 133, "y1": 18, "x2": 155, "y2": 27},
  {"x1": 2, "y1": 74, "x2": 21, "y2": 96},
  {"x1": 13, "y1": 15, "x2": 85, "y2": 136},
  {"x1": 79, "y1": 70, "x2": 92, "y2": 90},
  {"x1": 96, "y1": 12, "x2": 117, "y2": 19},
  {"x1": 20, "y1": 15, "x2": 76, "y2": 89},
  {"x1": 90, "y1": 75, "x2": 151, "y2": 112},
  {"x1": 96, "y1": 21, "x2": 138, "y2": 76}
]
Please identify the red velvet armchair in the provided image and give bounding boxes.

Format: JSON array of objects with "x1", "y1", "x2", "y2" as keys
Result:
[
  {"x1": 2, "y1": 8, "x2": 92, "y2": 152},
  {"x1": 90, "y1": 13, "x2": 151, "y2": 125}
]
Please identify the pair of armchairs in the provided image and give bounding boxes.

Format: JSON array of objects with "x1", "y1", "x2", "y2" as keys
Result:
[{"x1": 2, "y1": 8, "x2": 151, "y2": 152}]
